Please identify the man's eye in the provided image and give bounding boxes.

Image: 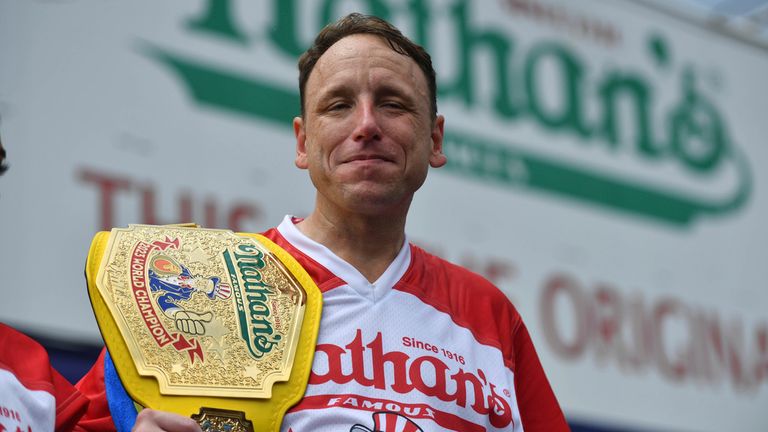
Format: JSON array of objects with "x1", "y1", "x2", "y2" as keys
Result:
[
  {"x1": 382, "y1": 101, "x2": 404, "y2": 109},
  {"x1": 328, "y1": 102, "x2": 350, "y2": 111}
]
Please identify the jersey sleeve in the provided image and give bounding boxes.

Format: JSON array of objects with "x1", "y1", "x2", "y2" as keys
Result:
[
  {"x1": 400, "y1": 247, "x2": 570, "y2": 431},
  {"x1": 511, "y1": 319, "x2": 570, "y2": 431},
  {"x1": 0, "y1": 323, "x2": 91, "y2": 432},
  {"x1": 74, "y1": 349, "x2": 117, "y2": 431}
]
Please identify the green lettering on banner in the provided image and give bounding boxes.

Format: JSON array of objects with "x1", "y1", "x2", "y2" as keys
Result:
[
  {"x1": 442, "y1": 131, "x2": 752, "y2": 225},
  {"x1": 598, "y1": 71, "x2": 659, "y2": 156},
  {"x1": 186, "y1": 0, "x2": 247, "y2": 44},
  {"x1": 141, "y1": 46, "x2": 299, "y2": 125},
  {"x1": 270, "y1": 0, "x2": 306, "y2": 58},
  {"x1": 143, "y1": 0, "x2": 753, "y2": 226},
  {"x1": 524, "y1": 42, "x2": 591, "y2": 137}
]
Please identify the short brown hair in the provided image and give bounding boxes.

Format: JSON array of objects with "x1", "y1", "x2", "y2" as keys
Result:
[{"x1": 298, "y1": 13, "x2": 437, "y2": 119}]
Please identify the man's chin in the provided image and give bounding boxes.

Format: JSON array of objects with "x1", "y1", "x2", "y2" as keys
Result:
[
  {"x1": 337, "y1": 163, "x2": 399, "y2": 181},
  {"x1": 339, "y1": 185, "x2": 413, "y2": 214}
]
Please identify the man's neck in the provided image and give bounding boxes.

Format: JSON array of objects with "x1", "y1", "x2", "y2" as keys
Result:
[{"x1": 295, "y1": 207, "x2": 407, "y2": 283}]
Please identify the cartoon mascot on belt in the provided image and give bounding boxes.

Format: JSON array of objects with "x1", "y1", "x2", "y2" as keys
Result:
[{"x1": 148, "y1": 254, "x2": 231, "y2": 336}]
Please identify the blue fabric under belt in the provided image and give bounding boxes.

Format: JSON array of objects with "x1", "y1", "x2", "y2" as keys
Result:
[{"x1": 104, "y1": 351, "x2": 138, "y2": 432}]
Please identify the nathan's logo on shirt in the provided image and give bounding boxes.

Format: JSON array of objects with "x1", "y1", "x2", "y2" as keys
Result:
[
  {"x1": 311, "y1": 330, "x2": 514, "y2": 429},
  {"x1": 223, "y1": 244, "x2": 282, "y2": 359}
]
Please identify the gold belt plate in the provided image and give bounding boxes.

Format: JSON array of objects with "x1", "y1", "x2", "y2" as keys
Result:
[{"x1": 86, "y1": 224, "x2": 322, "y2": 431}]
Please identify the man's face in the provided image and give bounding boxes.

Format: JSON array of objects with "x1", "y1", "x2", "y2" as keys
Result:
[{"x1": 294, "y1": 34, "x2": 446, "y2": 216}]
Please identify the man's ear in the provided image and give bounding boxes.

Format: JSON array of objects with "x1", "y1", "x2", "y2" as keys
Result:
[
  {"x1": 294, "y1": 116, "x2": 308, "y2": 169},
  {"x1": 429, "y1": 114, "x2": 447, "y2": 168}
]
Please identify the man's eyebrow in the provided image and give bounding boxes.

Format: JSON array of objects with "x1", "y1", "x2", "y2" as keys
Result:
[
  {"x1": 317, "y1": 84, "x2": 354, "y2": 101},
  {"x1": 313, "y1": 81, "x2": 420, "y2": 107},
  {"x1": 375, "y1": 83, "x2": 423, "y2": 109},
  {"x1": 375, "y1": 83, "x2": 414, "y2": 99}
]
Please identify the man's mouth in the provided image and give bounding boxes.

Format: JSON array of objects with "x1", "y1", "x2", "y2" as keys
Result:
[{"x1": 344, "y1": 154, "x2": 394, "y2": 163}]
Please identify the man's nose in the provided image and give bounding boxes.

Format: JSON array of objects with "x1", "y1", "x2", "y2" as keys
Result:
[{"x1": 353, "y1": 101, "x2": 382, "y2": 142}]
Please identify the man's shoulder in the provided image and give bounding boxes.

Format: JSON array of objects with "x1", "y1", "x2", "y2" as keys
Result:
[
  {"x1": 403, "y1": 245, "x2": 522, "y2": 325},
  {"x1": 0, "y1": 323, "x2": 54, "y2": 388},
  {"x1": 401, "y1": 246, "x2": 526, "y2": 366},
  {"x1": 0, "y1": 323, "x2": 91, "y2": 431},
  {"x1": 259, "y1": 225, "x2": 279, "y2": 239},
  {"x1": 407, "y1": 244, "x2": 512, "y2": 302}
]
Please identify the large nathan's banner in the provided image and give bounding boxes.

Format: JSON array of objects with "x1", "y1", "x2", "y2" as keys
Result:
[{"x1": 1, "y1": 1, "x2": 766, "y2": 431}]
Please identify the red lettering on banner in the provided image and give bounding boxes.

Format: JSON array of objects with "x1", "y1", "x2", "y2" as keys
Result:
[
  {"x1": 228, "y1": 205, "x2": 257, "y2": 231},
  {"x1": 654, "y1": 298, "x2": 687, "y2": 381},
  {"x1": 310, "y1": 330, "x2": 513, "y2": 429},
  {"x1": 540, "y1": 272, "x2": 768, "y2": 393},
  {"x1": 77, "y1": 167, "x2": 262, "y2": 231},
  {"x1": 415, "y1": 240, "x2": 517, "y2": 289},
  {"x1": 756, "y1": 327, "x2": 768, "y2": 384},
  {"x1": 79, "y1": 169, "x2": 132, "y2": 231},
  {"x1": 540, "y1": 275, "x2": 590, "y2": 358}
]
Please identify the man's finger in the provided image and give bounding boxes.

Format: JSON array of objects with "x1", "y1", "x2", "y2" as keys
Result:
[{"x1": 134, "y1": 408, "x2": 201, "y2": 432}]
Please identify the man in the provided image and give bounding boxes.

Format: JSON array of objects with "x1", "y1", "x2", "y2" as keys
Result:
[{"x1": 76, "y1": 13, "x2": 569, "y2": 432}]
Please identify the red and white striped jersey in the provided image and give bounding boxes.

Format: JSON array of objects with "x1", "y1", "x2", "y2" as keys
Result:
[
  {"x1": 0, "y1": 323, "x2": 90, "y2": 432},
  {"x1": 74, "y1": 217, "x2": 568, "y2": 432},
  {"x1": 265, "y1": 217, "x2": 568, "y2": 432}
]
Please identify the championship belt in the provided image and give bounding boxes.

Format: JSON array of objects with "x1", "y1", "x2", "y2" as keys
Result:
[{"x1": 85, "y1": 224, "x2": 322, "y2": 432}]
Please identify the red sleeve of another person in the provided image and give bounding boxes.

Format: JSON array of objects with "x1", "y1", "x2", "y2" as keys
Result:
[
  {"x1": 73, "y1": 349, "x2": 116, "y2": 431},
  {"x1": 0, "y1": 323, "x2": 91, "y2": 432}
]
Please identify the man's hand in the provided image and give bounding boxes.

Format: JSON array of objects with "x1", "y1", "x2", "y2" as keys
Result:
[
  {"x1": 133, "y1": 409, "x2": 201, "y2": 432},
  {"x1": 173, "y1": 311, "x2": 213, "y2": 335}
]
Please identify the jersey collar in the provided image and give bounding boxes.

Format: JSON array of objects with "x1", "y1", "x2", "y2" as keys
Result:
[{"x1": 277, "y1": 215, "x2": 412, "y2": 302}]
